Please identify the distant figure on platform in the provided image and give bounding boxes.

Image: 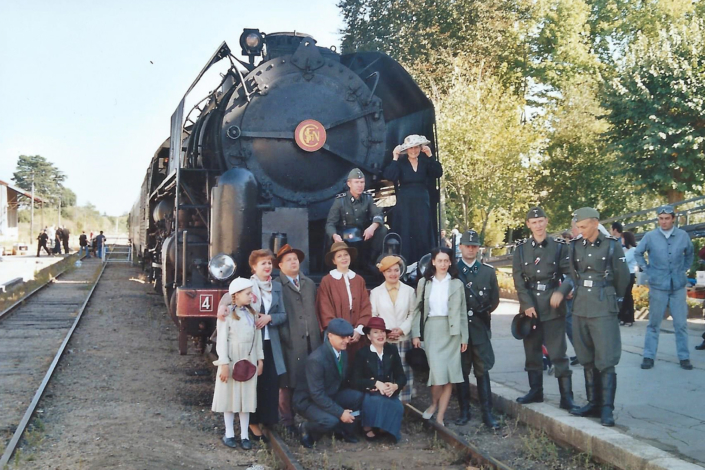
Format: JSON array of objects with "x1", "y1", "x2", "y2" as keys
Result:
[
  {"x1": 619, "y1": 231, "x2": 638, "y2": 327},
  {"x1": 634, "y1": 205, "x2": 694, "y2": 370},
  {"x1": 53, "y1": 229, "x2": 62, "y2": 255},
  {"x1": 568, "y1": 208, "x2": 630, "y2": 427},
  {"x1": 36, "y1": 230, "x2": 51, "y2": 257},
  {"x1": 440, "y1": 229, "x2": 452, "y2": 249},
  {"x1": 95, "y1": 231, "x2": 106, "y2": 259},
  {"x1": 325, "y1": 168, "x2": 387, "y2": 272},
  {"x1": 294, "y1": 318, "x2": 364, "y2": 448},
  {"x1": 385, "y1": 135, "x2": 443, "y2": 264},
  {"x1": 610, "y1": 222, "x2": 624, "y2": 247},
  {"x1": 61, "y1": 226, "x2": 70, "y2": 253},
  {"x1": 79, "y1": 231, "x2": 90, "y2": 258}
]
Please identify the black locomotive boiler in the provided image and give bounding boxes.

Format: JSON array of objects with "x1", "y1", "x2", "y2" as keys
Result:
[{"x1": 129, "y1": 29, "x2": 439, "y2": 354}]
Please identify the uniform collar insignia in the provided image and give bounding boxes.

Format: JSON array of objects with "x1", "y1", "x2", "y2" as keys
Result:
[{"x1": 531, "y1": 238, "x2": 548, "y2": 248}]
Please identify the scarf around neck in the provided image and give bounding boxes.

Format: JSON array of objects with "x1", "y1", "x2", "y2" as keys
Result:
[{"x1": 250, "y1": 274, "x2": 272, "y2": 313}]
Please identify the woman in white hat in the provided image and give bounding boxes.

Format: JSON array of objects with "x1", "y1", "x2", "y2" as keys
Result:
[
  {"x1": 212, "y1": 277, "x2": 264, "y2": 450},
  {"x1": 383, "y1": 134, "x2": 443, "y2": 264}
]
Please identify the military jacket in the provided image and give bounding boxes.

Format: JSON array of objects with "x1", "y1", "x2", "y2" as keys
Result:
[
  {"x1": 325, "y1": 190, "x2": 384, "y2": 238},
  {"x1": 569, "y1": 232, "x2": 631, "y2": 318},
  {"x1": 512, "y1": 236, "x2": 572, "y2": 321},
  {"x1": 457, "y1": 259, "x2": 498, "y2": 345}
]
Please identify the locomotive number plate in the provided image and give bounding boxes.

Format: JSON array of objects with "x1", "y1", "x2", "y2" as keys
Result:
[
  {"x1": 295, "y1": 119, "x2": 326, "y2": 152},
  {"x1": 199, "y1": 294, "x2": 214, "y2": 312}
]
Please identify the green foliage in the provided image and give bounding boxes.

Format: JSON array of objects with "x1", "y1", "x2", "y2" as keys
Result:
[
  {"x1": 12, "y1": 155, "x2": 68, "y2": 207},
  {"x1": 438, "y1": 65, "x2": 543, "y2": 244},
  {"x1": 603, "y1": 19, "x2": 705, "y2": 201}
]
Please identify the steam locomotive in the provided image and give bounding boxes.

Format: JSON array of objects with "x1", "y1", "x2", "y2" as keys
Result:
[{"x1": 129, "y1": 29, "x2": 439, "y2": 354}]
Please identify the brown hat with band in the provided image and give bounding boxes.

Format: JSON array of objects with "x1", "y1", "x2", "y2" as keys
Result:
[
  {"x1": 325, "y1": 241, "x2": 357, "y2": 267},
  {"x1": 377, "y1": 255, "x2": 403, "y2": 273},
  {"x1": 276, "y1": 244, "x2": 305, "y2": 264}
]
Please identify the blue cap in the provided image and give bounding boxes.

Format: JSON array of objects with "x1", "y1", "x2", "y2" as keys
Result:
[
  {"x1": 327, "y1": 318, "x2": 354, "y2": 337},
  {"x1": 657, "y1": 205, "x2": 675, "y2": 215}
]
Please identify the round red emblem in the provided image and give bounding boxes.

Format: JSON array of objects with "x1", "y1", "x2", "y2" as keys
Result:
[{"x1": 294, "y1": 119, "x2": 326, "y2": 152}]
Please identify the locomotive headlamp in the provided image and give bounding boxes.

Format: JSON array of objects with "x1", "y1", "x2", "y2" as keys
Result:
[
  {"x1": 240, "y1": 29, "x2": 264, "y2": 56},
  {"x1": 208, "y1": 253, "x2": 236, "y2": 281}
]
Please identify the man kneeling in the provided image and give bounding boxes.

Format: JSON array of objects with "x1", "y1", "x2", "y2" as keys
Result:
[{"x1": 293, "y1": 318, "x2": 364, "y2": 448}]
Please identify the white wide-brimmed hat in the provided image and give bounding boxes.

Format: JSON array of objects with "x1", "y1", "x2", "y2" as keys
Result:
[
  {"x1": 229, "y1": 277, "x2": 254, "y2": 295},
  {"x1": 399, "y1": 134, "x2": 431, "y2": 154}
]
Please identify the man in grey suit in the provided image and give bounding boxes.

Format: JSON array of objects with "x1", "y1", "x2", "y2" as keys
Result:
[
  {"x1": 275, "y1": 244, "x2": 322, "y2": 435},
  {"x1": 293, "y1": 318, "x2": 364, "y2": 448}
]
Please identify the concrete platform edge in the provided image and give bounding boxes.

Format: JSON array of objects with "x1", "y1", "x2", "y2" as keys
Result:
[{"x1": 469, "y1": 381, "x2": 705, "y2": 470}]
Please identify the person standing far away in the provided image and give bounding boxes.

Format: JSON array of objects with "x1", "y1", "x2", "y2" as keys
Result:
[
  {"x1": 512, "y1": 208, "x2": 577, "y2": 413},
  {"x1": 36, "y1": 229, "x2": 51, "y2": 257},
  {"x1": 634, "y1": 205, "x2": 695, "y2": 370},
  {"x1": 95, "y1": 231, "x2": 106, "y2": 259},
  {"x1": 568, "y1": 207, "x2": 630, "y2": 427},
  {"x1": 610, "y1": 222, "x2": 624, "y2": 247},
  {"x1": 79, "y1": 231, "x2": 90, "y2": 258}
]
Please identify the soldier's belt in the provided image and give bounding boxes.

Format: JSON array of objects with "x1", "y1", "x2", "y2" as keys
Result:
[
  {"x1": 579, "y1": 280, "x2": 608, "y2": 288},
  {"x1": 526, "y1": 280, "x2": 559, "y2": 292}
]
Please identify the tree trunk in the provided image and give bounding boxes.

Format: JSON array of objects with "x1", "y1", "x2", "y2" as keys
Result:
[{"x1": 666, "y1": 188, "x2": 683, "y2": 203}]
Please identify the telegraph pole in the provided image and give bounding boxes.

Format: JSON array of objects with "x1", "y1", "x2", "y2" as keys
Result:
[{"x1": 30, "y1": 173, "x2": 35, "y2": 243}]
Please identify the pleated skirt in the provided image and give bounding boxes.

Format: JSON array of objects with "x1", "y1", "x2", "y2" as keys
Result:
[{"x1": 425, "y1": 317, "x2": 463, "y2": 386}]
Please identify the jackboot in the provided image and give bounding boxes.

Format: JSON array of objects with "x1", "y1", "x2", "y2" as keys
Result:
[
  {"x1": 516, "y1": 370, "x2": 543, "y2": 404},
  {"x1": 570, "y1": 367, "x2": 602, "y2": 418},
  {"x1": 600, "y1": 372, "x2": 617, "y2": 427},
  {"x1": 477, "y1": 374, "x2": 500, "y2": 430},
  {"x1": 557, "y1": 376, "x2": 578, "y2": 412},
  {"x1": 454, "y1": 378, "x2": 471, "y2": 425}
]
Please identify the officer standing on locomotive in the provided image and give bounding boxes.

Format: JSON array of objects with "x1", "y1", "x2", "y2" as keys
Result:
[
  {"x1": 567, "y1": 207, "x2": 630, "y2": 427},
  {"x1": 455, "y1": 230, "x2": 500, "y2": 429},
  {"x1": 512, "y1": 207, "x2": 577, "y2": 412},
  {"x1": 325, "y1": 168, "x2": 387, "y2": 272}
]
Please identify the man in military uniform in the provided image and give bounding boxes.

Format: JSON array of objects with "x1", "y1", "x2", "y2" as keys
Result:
[
  {"x1": 455, "y1": 230, "x2": 500, "y2": 429},
  {"x1": 567, "y1": 207, "x2": 630, "y2": 427},
  {"x1": 512, "y1": 207, "x2": 577, "y2": 412},
  {"x1": 325, "y1": 168, "x2": 387, "y2": 270}
]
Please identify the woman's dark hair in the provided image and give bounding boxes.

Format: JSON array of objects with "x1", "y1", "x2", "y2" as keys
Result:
[
  {"x1": 623, "y1": 231, "x2": 637, "y2": 249},
  {"x1": 423, "y1": 247, "x2": 459, "y2": 280}
]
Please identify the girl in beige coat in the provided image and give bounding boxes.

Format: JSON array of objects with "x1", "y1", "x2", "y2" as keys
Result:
[{"x1": 212, "y1": 278, "x2": 264, "y2": 450}]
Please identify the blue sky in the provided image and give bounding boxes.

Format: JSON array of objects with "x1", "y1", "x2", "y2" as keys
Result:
[{"x1": 0, "y1": 0, "x2": 345, "y2": 215}]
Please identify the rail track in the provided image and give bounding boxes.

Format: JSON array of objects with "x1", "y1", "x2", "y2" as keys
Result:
[
  {"x1": 257, "y1": 404, "x2": 515, "y2": 470},
  {"x1": 0, "y1": 257, "x2": 106, "y2": 466}
]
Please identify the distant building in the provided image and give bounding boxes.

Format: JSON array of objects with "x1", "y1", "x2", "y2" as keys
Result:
[{"x1": 0, "y1": 179, "x2": 44, "y2": 242}]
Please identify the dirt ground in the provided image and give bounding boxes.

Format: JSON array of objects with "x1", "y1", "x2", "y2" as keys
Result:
[{"x1": 8, "y1": 263, "x2": 611, "y2": 470}]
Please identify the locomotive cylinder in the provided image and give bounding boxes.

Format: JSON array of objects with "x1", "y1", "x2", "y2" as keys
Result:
[{"x1": 210, "y1": 168, "x2": 261, "y2": 278}]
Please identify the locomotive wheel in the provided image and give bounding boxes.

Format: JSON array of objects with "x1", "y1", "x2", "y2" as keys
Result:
[{"x1": 166, "y1": 288, "x2": 178, "y2": 327}]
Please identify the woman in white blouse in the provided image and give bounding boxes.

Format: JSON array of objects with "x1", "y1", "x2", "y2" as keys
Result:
[
  {"x1": 411, "y1": 247, "x2": 468, "y2": 426},
  {"x1": 370, "y1": 256, "x2": 416, "y2": 402}
]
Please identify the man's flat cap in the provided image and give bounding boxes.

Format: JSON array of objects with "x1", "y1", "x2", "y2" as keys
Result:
[
  {"x1": 327, "y1": 318, "x2": 354, "y2": 337},
  {"x1": 573, "y1": 207, "x2": 600, "y2": 222}
]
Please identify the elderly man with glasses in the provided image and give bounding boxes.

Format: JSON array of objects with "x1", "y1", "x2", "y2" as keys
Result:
[{"x1": 634, "y1": 205, "x2": 695, "y2": 370}]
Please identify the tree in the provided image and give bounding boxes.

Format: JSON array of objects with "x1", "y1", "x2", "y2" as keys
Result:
[
  {"x1": 12, "y1": 155, "x2": 67, "y2": 207},
  {"x1": 438, "y1": 66, "x2": 543, "y2": 244},
  {"x1": 602, "y1": 19, "x2": 705, "y2": 202}
]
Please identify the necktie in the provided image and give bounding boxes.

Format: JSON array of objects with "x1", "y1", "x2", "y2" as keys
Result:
[
  {"x1": 293, "y1": 278, "x2": 300, "y2": 289},
  {"x1": 336, "y1": 354, "x2": 343, "y2": 375}
]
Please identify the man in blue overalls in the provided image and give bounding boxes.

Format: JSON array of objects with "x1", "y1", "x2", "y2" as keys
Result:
[{"x1": 634, "y1": 205, "x2": 694, "y2": 370}]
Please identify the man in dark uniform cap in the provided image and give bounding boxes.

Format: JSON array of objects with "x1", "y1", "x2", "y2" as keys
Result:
[
  {"x1": 567, "y1": 207, "x2": 630, "y2": 426},
  {"x1": 512, "y1": 207, "x2": 578, "y2": 412},
  {"x1": 325, "y1": 168, "x2": 387, "y2": 270},
  {"x1": 293, "y1": 318, "x2": 364, "y2": 448},
  {"x1": 455, "y1": 230, "x2": 501, "y2": 429}
]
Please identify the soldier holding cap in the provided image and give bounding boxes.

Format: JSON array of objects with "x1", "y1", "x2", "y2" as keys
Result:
[
  {"x1": 325, "y1": 168, "x2": 387, "y2": 271},
  {"x1": 512, "y1": 207, "x2": 577, "y2": 412},
  {"x1": 455, "y1": 230, "x2": 501, "y2": 429},
  {"x1": 293, "y1": 318, "x2": 365, "y2": 448},
  {"x1": 568, "y1": 207, "x2": 630, "y2": 426},
  {"x1": 634, "y1": 205, "x2": 694, "y2": 370}
]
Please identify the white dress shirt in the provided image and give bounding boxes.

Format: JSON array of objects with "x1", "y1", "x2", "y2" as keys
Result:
[{"x1": 428, "y1": 273, "x2": 450, "y2": 317}]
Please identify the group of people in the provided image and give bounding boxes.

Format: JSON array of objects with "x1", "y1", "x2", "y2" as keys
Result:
[
  {"x1": 512, "y1": 204, "x2": 695, "y2": 428},
  {"x1": 36, "y1": 225, "x2": 70, "y2": 256}
]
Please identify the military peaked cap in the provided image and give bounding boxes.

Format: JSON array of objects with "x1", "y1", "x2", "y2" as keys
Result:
[
  {"x1": 526, "y1": 206, "x2": 547, "y2": 220},
  {"x1": 460, "y1": 230, "x2": 480, "y2": 246},
  {"x1": 347, "y1": 168, "x2": 365, "y2": 180}
]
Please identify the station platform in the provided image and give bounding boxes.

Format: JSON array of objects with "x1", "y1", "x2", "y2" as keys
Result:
[
  {"x1": 487, "y1": 299, "x2": 705, "y2": 469},
  {"x1": 0, "y1": 253, "x2": 70, "y2": 287}
]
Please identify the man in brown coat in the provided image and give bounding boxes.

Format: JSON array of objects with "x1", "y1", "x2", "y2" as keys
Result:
[{"x1": 275, "y1": 244, "x2": 322, "y2": 434}]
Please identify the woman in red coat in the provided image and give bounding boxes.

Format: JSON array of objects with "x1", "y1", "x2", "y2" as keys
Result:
[{"x1": 316, "y1": 241, "x2": 372, "y2": 363}]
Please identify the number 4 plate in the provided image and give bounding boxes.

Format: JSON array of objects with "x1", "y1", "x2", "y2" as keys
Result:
[{"x1": 199, "y1": 294, "x2": 214, "y2": 312}]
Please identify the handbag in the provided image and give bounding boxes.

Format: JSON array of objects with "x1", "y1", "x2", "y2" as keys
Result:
[
  {"x1": 407, "y1": 279, "x2": 430, "y2": 372},
  {"x1": 232, "y1": 312, "x2": 258, "y2": 382}
]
